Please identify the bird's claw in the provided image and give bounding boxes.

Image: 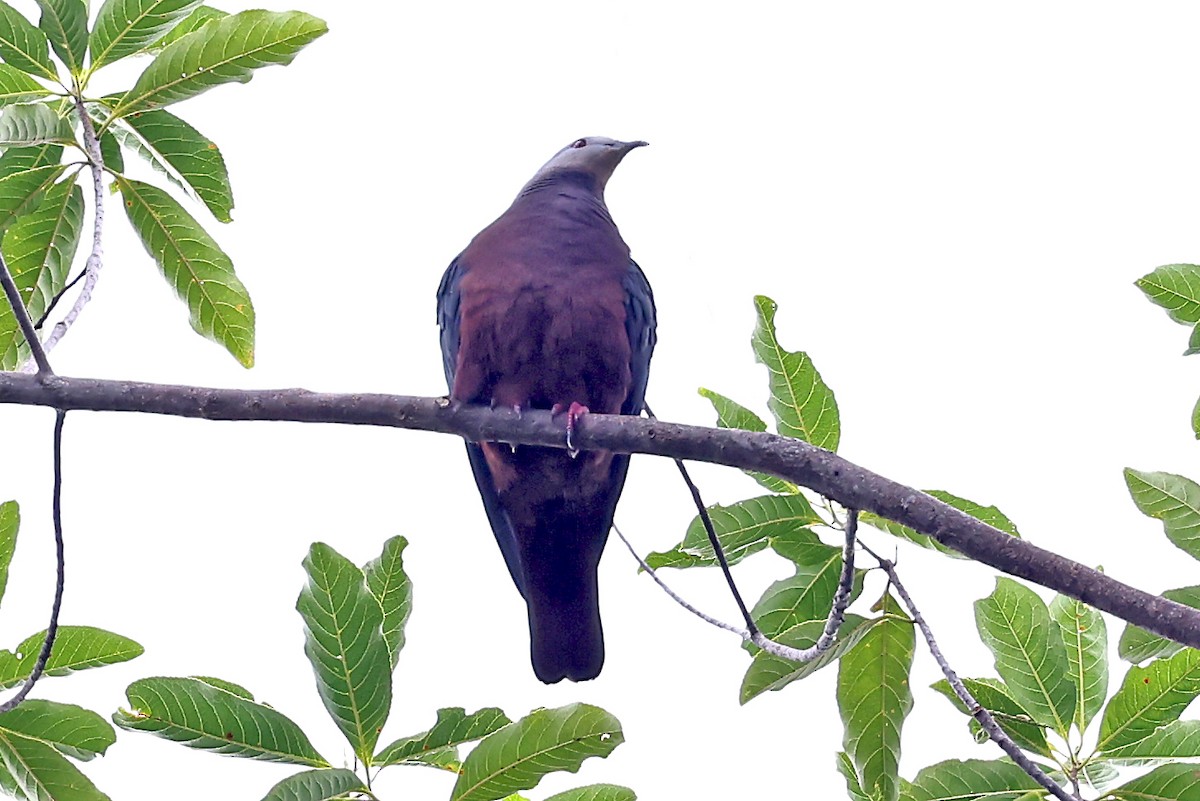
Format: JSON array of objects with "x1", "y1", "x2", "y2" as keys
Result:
[{"x1": 552, "y1": 402, "x2": 590, "y2": 457}]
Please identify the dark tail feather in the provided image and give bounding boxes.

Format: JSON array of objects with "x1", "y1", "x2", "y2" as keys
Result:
[{"x1": 521, "y1": 507, "x2": 607, "y2": 683}]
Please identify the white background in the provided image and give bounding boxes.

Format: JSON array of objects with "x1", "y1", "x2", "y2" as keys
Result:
[{"x1": 3, "y1": 1, "x2": 1200, "y2": 799}]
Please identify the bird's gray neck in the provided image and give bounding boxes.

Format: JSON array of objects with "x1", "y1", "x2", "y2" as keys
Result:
[{"x1": 518, "y1": 169, "x2": 605, "y2": 201}]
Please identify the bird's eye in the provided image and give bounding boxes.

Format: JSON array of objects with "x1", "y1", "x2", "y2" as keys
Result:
[{"x1": 571, "y1": 138, "x2": 587, "y2": 149}]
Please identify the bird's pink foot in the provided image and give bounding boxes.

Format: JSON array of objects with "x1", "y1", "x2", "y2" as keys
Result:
[{"x1": 551, "y1": 402, "x2": 590, "y2": 457}]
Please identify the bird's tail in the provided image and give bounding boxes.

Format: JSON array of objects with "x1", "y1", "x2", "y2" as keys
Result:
[{"x1": 521, "y1": 508, "x2": 607, "y2": 684}]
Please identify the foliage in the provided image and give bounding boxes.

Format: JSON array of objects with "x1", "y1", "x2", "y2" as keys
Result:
[{"x1": 115, "y1": 536, "x2": 633, "y2": 801}]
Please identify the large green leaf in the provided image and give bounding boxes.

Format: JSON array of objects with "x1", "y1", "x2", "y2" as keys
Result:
[
  {"x1": 645, "y1": 494, "x2": 822, "y2": 569},
  {"x1": 1107, "y1": 762, "x2": 1200, "y2": 800},
  {"x1": 376, "y1": 707, "x2": 510, "y2": 766},
  {"x1": 697, "y1": 387, "x2": 798, "y2": 493},
  {"x1": 260, "y1": 768, "x2": 366, "y2": 801},
  {"x1": 0, "y1": 3, "x2": 56, "y2": 82},
  {"x1": 751, "y1": 294, "x2": 839, "y2": 451},
  {"x1": 34, "y1": 0, "x2": 86, "y2": 75},
  {"x1": 741, "y1": 614, "x2": 885, "y2": 704},
  {"x1": 837, "y1": 596, "x2": 914, "y2": 801},
  {"x1": 1097, "y1": 647, "x2": 1200, "y2": 752},
  {"x1": 0, "y1": 501, "x2": 15, "y2": 609},
  {"x1": 296, "y1": 542, "x2": 391, "y2": 764},
  {"x1": 0, "y1": 65, "x2": 50, "y2": 107},
  {"x1": 451, "y1": 704, "x2": 623, "y2": 801},
  {"x1": 974, "y1": 578, "x2": 1076, "y2": 737},
  {"x1": 117, "y1": 176, "x2": 254, "y2": 366},
  {"x1": 544, "y1": 787, "x2": 636, "y2": 801},
  {"x1": 111, "y1": 10, "x2": 327, "y2": 117},
  {"x1": 901, "y1": 759, "x2": 1042, "y2": 801},
  {"x1": 362, "y1": 535, "x2": 412, "y2": 671},
  {"x1": 1049, "y1": 593, "x2": 1107, "y2": 733},
  {"x1": 749, "y1": 541, "x2": 861, "y2": 640},
  {"x1": 88, "y1": 0, "x2": 203, "y2": 72},
  {"x1": 1119, "y1": 585, "x2": 1200, "y2": 663},
  {"x1": 144, "y1": 6, "x2": 228, "y2": 53},
  {"x1": 0, "y1": 626, "x2": 142, "y2": 689},
  {"x1": 120, "y1": 109, "x2": 233, "y2": 221},
  {"x1": 1137, "y1": 264, "x2": 1200, "y2": 325},
  {"x1": 0, "y1": 143, "x2": 60, "y2": 178},
  {"x1": 1125, "y1": 468, "x2": 1200, "y2": 560},
  {"x1": 0, "y1": 103, "x2": 74, "y2": 147},
  {"x1": 0, "y1": 163, "x2": 64, "y2": 234},
  {"x1": 113, "y1": 676, "x2": 327, "y2": 766},
  {"x1": 0, "y1": 700, "x2": 115, "y2": 761},
  {"x1": 861, "y1": 490, "x2": 1020, "y2": 557},
  {"x1": 930, "y1": 677, "x2": 1052, "y2": 757},
  {"x1": 1103, "y1": 719, "x2": 1200, "y2": 762},
  {"x1": 0, "y1": 730, "x2": 109, "y2": 801},
  {"x1": 0, "y1": 177, "x2": 82, "y2": 369}
]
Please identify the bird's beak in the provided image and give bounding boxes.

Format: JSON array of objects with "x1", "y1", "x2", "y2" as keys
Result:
[{"x1": 622, "y1": 140, "x2": 649, "y2": 151}]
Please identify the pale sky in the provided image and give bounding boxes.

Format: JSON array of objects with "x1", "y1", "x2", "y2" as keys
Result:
[{"x1": 3, "y1": 2, "x2": 1200, "y2": 799}]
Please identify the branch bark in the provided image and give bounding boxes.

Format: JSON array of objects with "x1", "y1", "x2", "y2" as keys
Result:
[{"x1": 0, "y1": 370, "x2": 1194, "y2": 649}]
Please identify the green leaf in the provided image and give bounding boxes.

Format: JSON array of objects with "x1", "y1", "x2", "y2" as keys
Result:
[
  {"x1": 192, "y1": 675, "x2": 252, "y2": 699},
  {"x1": 901, "y1": 759, "x2": 1042, "y2": 801},
  {"x1": 0, "y1": 700, "x2": 115, "y2": 761},
  {"x1": 0, "y1": 143, "x2": 60, "y2": 177},
  {"x1": 0, "y1": 3, "x2": 56, "y2": 82},
  {"x1": 120, "y1": 108, "x2": 233, "y2": 221},
  {"x1": 144, "y1": 5, "x2": 227, "y2": 53},
  {"x1": 1104, "y1": 719, "x2": 1200, "y2": 762},
  {"x1": 1138, "y1": 264, "x2": 1200, "y2": 325},
  {"x1": 362, "y1": 535, "x2": 412, "y2": 671},
  {"x1": 1125, "y1": 468, "x2": 1200, "y2": 560},
  {"x1": 88, "y1": 0, "x2": 203, "y2": 72},
  {"x1": 0, "y1": 65, "x2": 51, "y2": 107},
  {"x1": 741, "y1": 614, "x2": 886, "y2": 704},
  {"x1": 113, "y1": 676, "x2": 327, "y2": 766},
  {"x1": 0, "y1": 626, "x2": 142, "y2": 689},
  {"x1": 973, "y1": 578, "x2": 1076, "y2": 737},
  {"x1": 451, "y1": 704, "x2": 623, "y2": 801},
  {"x1": 544, "y1": 786, "x2": 636, "y2": 801},
  {"x1": 861, "y1": 490, "x2": 1020, "y2": 557},
  {"x1": 0, "y1": 501, "x2": 15, "y2": 608},
  {"x1": 0, "y1": 163, "x2": 63, "y2": 233},
  {"x1": 751, "y1": 294, "x2": 839, "y2": 450},
  {"x1": 296, "y1": 542, "x2": 391, "y2": 765},
  {"x1": 116, "y1": 176, "x2": 254, "y2": 366},
  {"x1": 837, "y1": 596, "x2": 914, "y2": 801},
  {"x1": 1107, "y1": 762, "x2": 1200, "y2": 800},
  {"x1": 1049, "y1": 593, "x2": 1107, "y2": 732},
  {"x1": 0, "y1": 177, "x2": 82, "y2": 369},
  {"x1": 0, "y1": 730, "x2": 109, "y2": 801},
  {"x1": 259, "y1": 768, "x2": 365, "y2": 801},
  {"x1": 644, "y1": 494, "x2": 822, "y2": 569},
  {"x1": 376, "y1": 707, "x2": 509, "y2": 766},
  {"x1": 1080, "y1": 760, "x2": 1119, "y2": 792},
  {"x1": 111, "y1": 10, "x2": 327, "y2": 117},
  {"x1": 930, "y1": 677, "x2": 1052, "y2": 757},
  {"x1": 34, "y1": 0, "x2": 86, "y2": 75},
  {"x1": 97, "y1": 128, "x2": 122, "y2": 172},
  {"x1": 837, "y1": 751, "x2": 871, "y2": 801},
  {"x1": 749, "y1": 541, "x2": 861, "y2": 640},
  {"x1": 698, "y1": 387, "x2": 798, "y2": 493},
  {"x1": 1097, "y1": 647, "x2": 1200, "y2": 752},
  {"x1": 1119, "y1": 585, "x2": 1200, "y2": 663}
]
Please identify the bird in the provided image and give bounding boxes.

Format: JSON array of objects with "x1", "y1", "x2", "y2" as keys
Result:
[{"x1": 436, "y1": 136, "x2": 656, "y2": 683}]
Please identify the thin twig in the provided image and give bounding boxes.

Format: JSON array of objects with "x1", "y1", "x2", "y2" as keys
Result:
[
  {"x1": 0, "y1": 374, "x2": 1196, "y2": 651},
  {"x1": 34, "y1": 268, "x2": 86, "y2": 329},
  {"x1": 0, "y1": 411, "x2": 67, "y2": 713},
  {"x1": 35, "y1": 94, "x2": 106, "y2": 365},
  {"x1": 0, "y1": 251, "x2": 52, "y2": 374},
  {"x1": 861, "y1": 541, "x2": 1078, "y2": 801}
]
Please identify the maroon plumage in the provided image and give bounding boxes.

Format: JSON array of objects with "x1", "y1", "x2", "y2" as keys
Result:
[{"x1": 437, "y1": 137, "x2": 655, "y2": 682}]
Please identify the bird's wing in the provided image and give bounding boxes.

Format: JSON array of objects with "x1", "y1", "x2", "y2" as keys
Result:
[
  {"x1": 621, "y1": 259, "x2": 657, "y2": 416},
  {"x1": 436, "y1": 255, "x2": 527, "y2": 596}
]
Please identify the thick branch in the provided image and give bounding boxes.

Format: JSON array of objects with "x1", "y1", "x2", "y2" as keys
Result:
[{"x1": 0, "y1": 370, "x2": 1195, "y2": 649}]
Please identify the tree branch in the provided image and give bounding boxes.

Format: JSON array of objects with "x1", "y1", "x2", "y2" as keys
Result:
[{"x1": 0, "y1": 370, "x2": 1194, "y2": 650}]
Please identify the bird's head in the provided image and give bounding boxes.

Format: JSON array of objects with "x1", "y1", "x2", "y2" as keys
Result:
[{"x1": 527, "y1": 137, "x2": 648, "y2": 195}]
